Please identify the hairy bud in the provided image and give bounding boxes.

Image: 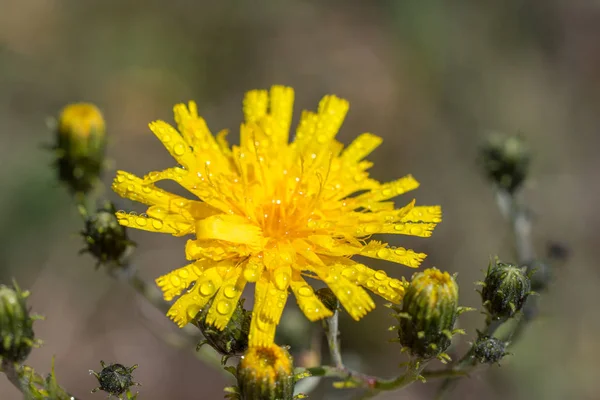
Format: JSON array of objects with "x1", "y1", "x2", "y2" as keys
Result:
[
  {"x1": 195, "y1": 298, "x2": 252, "y2": 364},
  {"x1": 481, "y1": 259, "x2": 531, "y2": 319},
  {"x1": 54, "y1": 103, "x2": 106, "y2": 194},
  {"x1": 0, "y1": 282, "x2": 37, "y2": 362},
  {"x1": 480, "y1": 132, "x2": 530, "y2": 193},
  {"x1": 90, "y1": 361, "x2": 139, "y2": 398},
  {"x1": 80, "y1": 202, "x2": 135, "y2": 268},
  {"x1": 472, "y1": 333, "x2": 509, "y2": 364},
  {"x1": 396, "y1": 268, "x2": 462, "y2": 361}
]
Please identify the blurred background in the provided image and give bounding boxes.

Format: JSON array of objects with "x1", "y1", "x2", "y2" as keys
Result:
[{"x1": 1, "y1": 0, "x2": 599, "y2": 399}]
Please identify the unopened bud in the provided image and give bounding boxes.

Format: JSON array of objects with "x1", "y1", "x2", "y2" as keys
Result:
[
  {"x1": 481, "y1": 259, "x2": 531, "y2": 319},
  {"x1": 195, "y1": 298, "x2": 251, "y2": 363},
  {"x1": 54, "y1": 103, "x2": 106, "y2": 194},
  {"x1": 472, "y1": 334, "x2": 509, "y2": 364},
  {"x1": 80, "y1": 202, "x2": 135, "y2": 268},
  {"x1": 480, "y1": 132, "x2": 530, "y2": 193},
  {"x1": 90, "y1": 361, "x2": 139, "y2": 398},
  {"x1": 237, "y1": 345, "x2": 294, "y2": 400},
  {"x1": 397, "y1": 268, "x2": 461, "y2": 361},
  {"x1": 0, "y1": 282, "x2": 37, "y2": 362}
]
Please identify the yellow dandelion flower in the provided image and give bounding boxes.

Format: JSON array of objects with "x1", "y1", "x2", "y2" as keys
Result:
[{"x1": 112, "y1": 85, "x2": 442, "y2": 347}]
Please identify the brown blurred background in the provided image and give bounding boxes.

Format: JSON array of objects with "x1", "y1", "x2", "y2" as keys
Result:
[{"x1": 1, "y1": 0, "x2": 599, "y2": 399}]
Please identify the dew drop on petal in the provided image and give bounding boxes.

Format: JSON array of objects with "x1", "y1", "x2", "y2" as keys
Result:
[
  {"x1": 170, "y1": 275, "x2": 181, "y2": 287},
  {"x1": 297, "y1": 285, "x2": 313, "y2": 297},
  {"x1": 376, "y1": 248, "x2": 390, "y2": 258},
  {"x1": 223, "y1": 285, "x2": 237, "y2": 299},
  {"x1": 374, "y1": 270, "x2": 387, "y2": 280},
  {"x1": 152, "y1": 220, "x2": 163, "y2": 230},
  {"x1": 174, "y1": 143, "x2": 186, "y2": 156},
  {"x1": 200, "y1": 281, "x2": 215, "y2": 296},
  {"x1": 179, "y1": 269, "x2": 189, "y2": 279},
  {"x1": 216, "y1": 300, "x2": 231, "y2": 315},
  {"x1": 135, "y1": 217, "x2": 147, "y2": 226}
]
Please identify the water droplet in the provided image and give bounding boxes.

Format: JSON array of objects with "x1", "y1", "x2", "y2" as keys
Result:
[
  {"x1": 394, "y1": 248, "x2": 406, "y2": 256},
  {"x1": 186, "y1": 305, "x2": 201, "y2": 320},
  {"x1": 366, "y1": 280, "x2": 375, "y2": 288},
  {"x1": 152, "y1": 220, "x2": 163, "y2": 230},
  {"x1": 162, "y1": 134, "x2": 171, "y2": 142},
  {"x1": 377, "y1": 286, "x2": 386, "y2": 294},
  {"x1": 244, "y1": 268, "x2": 259, "y2": 282},
  {"x1": 374, "y1": 270, "x2": 387, "y2": 280},
  {"x1": 200, "y1": 281, "x2": 215, "y2": 296},
  {"x1": 192, "y1": 264, "x2": 203, "y2": 276},
  {"x1": 174, "y1": 143, "x2": 186, "y2": 156},
  {"x1": 223, "y1": 285, "x2": 237, "y2": 299},
  {"x1": 377, "y1": 248, "x2": 390, "y2": 258},
  {"x1": 116, "y1": 174, "x2": 125, "y2": 183},
  {"x1": 341, "y1": 267, "x2": 357, "y2": 280},
  {"x1": 216, "y1": 300, "x2": 231, "y2": 315},
  {"x1": 142, "y1": 186, "x2": 152, "y2": 193},
  {"x1": 389, "y1": 280, "x2": 402, "y2": 289},
  {"x1": 170, "y1": 275, "x2": 181, "y2": 286},
  {"x1": 120, "y1": 218, "x2": 130, "y2": 226},
  {"x1": 135, "y1": 217, "x2": 147, "y2": 226},
  {"x1": 410, "y1": 226, "x2": 423, "y2": 235},
  {"x1": 179, "y1": 269, "x2": 189, "y2": 279},
  {"x1": 298, "y1": 285, "x2": 312, "y2": 297},
  {"x1": 274, "y1": 270, "x2": 290, "y2": 290},
  {"x1": 394, "y1": 224, "x2": 405, "y2": 231},
  {"x1": 382, "y1": 188, "x2": 393, "y2": 197}
]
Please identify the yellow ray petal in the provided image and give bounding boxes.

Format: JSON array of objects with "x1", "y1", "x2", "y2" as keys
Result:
[
  {"x1": 115, "y1": 211, "x2": 181, "y2": 235},
  {"x1": 316, "y1": 267, "x2": 374, "y2": 320},
  {"x1": 340, "y1": 133, "x2": 383, "y2": 164},
  {"x1": 268, "y1": 85, "x2": 294, "y2": 143},
  {"x1": 166, "y1": 267, "x2": 224, "y2": 327},
  {"x1": 156, "y1": 261, "x2": 207, "y2": 301},
  {"x1": 401, "y1": 205, "x2": 442, "y2": 223},
  {"x1": 205, "y1": 268, "x2": 246, "y2": 330},
  {"x1": 148, "y1": 120, "x2": 196, "y2": 169},
  {"x1": 195, "y1": 215, "x2": 263, "y2": 249},
  {"x1": 353, "y1": 175, "x2": 420, "y2": 204},
  {"x1": 290, "y1": 278, "x2": 333, "y2": 321},
  {"x1": 359, "y1": 241, "x2": 426, "y2": 268},
  {"x1": 249, "y1": 277, "x2": 289, "y2": 347},
  {"x1": 347, "y1": 263, "x2": 406, "y2": 303},
  {"x1": 243, "y1": 89, "x2": 268, "y2": 124}
]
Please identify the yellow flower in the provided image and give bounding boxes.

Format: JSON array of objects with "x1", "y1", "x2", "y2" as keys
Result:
[{"x1": 112, "y1": 85, "x2": 441, "y2": 347}]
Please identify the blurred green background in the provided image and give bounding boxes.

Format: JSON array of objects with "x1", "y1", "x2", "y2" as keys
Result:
[{"x1": 1, "y1": 1, "x2": 599, "y2": 399}]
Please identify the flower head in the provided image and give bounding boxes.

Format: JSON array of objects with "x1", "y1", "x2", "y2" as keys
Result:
[{"x1": 112, "y1": 85, "x2": 441, "y2": 347}]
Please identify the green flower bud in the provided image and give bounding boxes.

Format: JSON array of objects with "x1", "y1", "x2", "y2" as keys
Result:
[
  {"x1": 54, "y1": 103, "x2": 106, "y2": 194},
  {"x1": 397, "y1": 268, "x2": 460, "y2": 360},
  {"x1": 481, "y1": 260, "x2": 531, "y2": 319},
  {"x1": 195, "y1": 298, "x2": 252, "y2": 364},
  {"x1": 90, "y1": 361, "x2": 139, "y2": 398},
  {"x1": 80, "y1": 202, "x2": 135, "y2": 268},
  {"x1": 480, "y1": 132, "x2": 530, "y2": 193},
  {"x1": 472, "y1": 333, "x2": 508, "y2": 364},
  {"x1": 315, "y1": 288, "x2": 339, "y2": 313},
  {"x1": 237, "y1": 345, "x2": 294, "y2": 400},
  {"x1": 0, "y1": 282, "x2": 37, "y2": 363}
]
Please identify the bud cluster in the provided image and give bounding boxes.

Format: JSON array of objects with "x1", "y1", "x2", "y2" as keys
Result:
[{"x1": 480, "y1": 259, "x2": 532, "y2": 320}]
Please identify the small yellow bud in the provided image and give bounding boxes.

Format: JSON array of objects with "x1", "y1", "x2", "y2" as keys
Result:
[
  {"x1": 237, "y1": 345, "x2": 294, "y2": 400},
  {"x1": 54, "y1": 103, "x2": 106, "y2": 194}
]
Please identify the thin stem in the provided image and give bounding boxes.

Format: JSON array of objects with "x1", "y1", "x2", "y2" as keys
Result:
[{"x1": 323, "y1": 310, "x2": 343, "y2": 368}]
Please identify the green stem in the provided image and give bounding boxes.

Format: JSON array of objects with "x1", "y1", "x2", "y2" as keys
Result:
[
  {"x1": 1, "y1": 359, "x2": 78, "y2": 400},
  {"x1": 323, "y1": 310, "x2": 343, "y2": 368}
]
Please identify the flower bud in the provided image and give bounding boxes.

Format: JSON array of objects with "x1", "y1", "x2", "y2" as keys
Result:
[
  {"x1": 237, "y1": 345, "x2": 294, "y2": 400},
  {"x1": 54, "y1": 103, "x2": 106, "y2": 194},
  {"x1": 90, "y1": 361, "x2": 139, "y2": 398},
  {"x1": 397, "y1": 268, "x2": 460, "y2": 360},
  {"x1": 0, "y1": 283, "x2": 36, "y2": 362},
  {"x1": 481, "y1": 260, "x2": 531, "y2": 319},
  {"x1": 195, "y1": 298, "x2": 252, "y2": 363},
  {"x1": 480, "y1": 132, "x2": 530, "y2": 193},
  {"x1": 80, "y1": 202, "x2": 135, "y2": 268},
  {"x1": 472, "y1": 333, "x2": 508, "y2": 364}
]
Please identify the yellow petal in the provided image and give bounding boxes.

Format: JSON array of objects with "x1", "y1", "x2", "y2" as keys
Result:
[
  {"x1": 290, "y1": 278, "x2": 333, "y2": 321},
  {"x1": 316, "y1": 267, "x2": 375, "y2": 320},
  {"x1": 243, "y1": 89, "x2": 268, "y2": 124},
  {"x1": 401, "y1": 205, "x2": 442, "y2": 223},
  {"x1": 205, "y1": 268, "x2": 246, "y2": 330},
  {"x1": 195, "y1": 215, "x2": 263, "y2": 249},
  {"x1": 249, "y1": 277, "x2": 289, "y2": 347},
  {"x1": 354, "y1": 175, "x2": 420, "y2": 204},
  {"x1": 115, "y1": 211, "x2": 179, "y2": 234},
  {"x1": 156, "y1": 261, "x2": 207, "y2": 301},
  {"x1": 148, "y1": 121, "x2": 196, "y2": 169},
  {"x1": 166, "y1": 267, "x2": 224, "y2": 327},
  {"x1": 268, "y1": 85, "x2": 294, "y2": 143},
  {"x1": 345, "y1": 263, "x2": 406, "y2": 303},
  {"x1": 341, "y1": 133, "x2": 382, "y2": 164},
  {"x1": 359, "y1": 241, "x2": 426, "y2": 268}
]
